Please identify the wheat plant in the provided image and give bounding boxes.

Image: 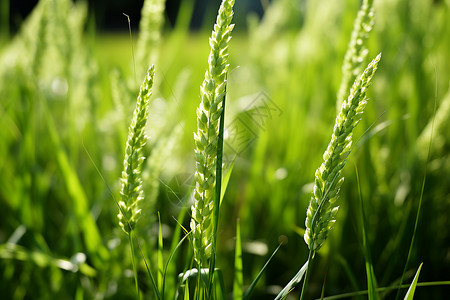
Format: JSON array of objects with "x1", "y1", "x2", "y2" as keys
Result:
[
  {"x1": 305, "y1": 53, "x2": 381, "y2": 252},
  {"x1": 118, "y1": 65, "x2": 156, "y2": 234},
  {"x1": 190, "y1": 0, "x2": 235, "y2": 267},
  {"x1": 276, "y1": 53, "x2": 382, "y2": 300}
]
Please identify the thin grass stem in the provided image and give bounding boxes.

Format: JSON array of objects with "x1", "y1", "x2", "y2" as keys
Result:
[
  {"x1": 299, "y1": 249, "x2": 314, "y2": 300},
  {"x1": 355, "y1": 164, "x2": 377, "y2": 300},
  {"x1": 129, "y1": 234, "x2": 140, "y2": 300}
]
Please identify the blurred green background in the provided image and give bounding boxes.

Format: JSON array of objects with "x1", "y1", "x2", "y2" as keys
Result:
[{"x1": 0, "y1": 0, "x2": 449, "y2": 299}]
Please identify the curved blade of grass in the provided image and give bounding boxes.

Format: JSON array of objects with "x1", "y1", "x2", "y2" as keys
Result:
[
  {"x1": 233, "y1": 219, "x2": 243, "y2": 300},
  {"x1": 131, "y1": 233, "x2": 161, "y2": 300},
  {"x1": 123, "y1": 13, "x2": 136, "y2": 83},
  {"x1": 244, "y1": 242, "x2": 285, "y2": 300},
  {"x1": 355, "y1": 164, "x2": 378, "y2": 300},
  {"x1": 274, "y1": 260, "x2": 309, "y2": 300},
  {"x1": 162, "y1": 228, "x2": 192, "y2": 300},
  {"x1": 300, "y1": 250, "x2": 314, "y2": 300},
  {"x1": 220, "y1": 154, "x2": 236, "y2": 204},
  {"x1": 163, "y1": 208, "x2": 187, "y2": 300},
  {"x1": 403, "y1": 263, "x2": 423, "y2": 300}
]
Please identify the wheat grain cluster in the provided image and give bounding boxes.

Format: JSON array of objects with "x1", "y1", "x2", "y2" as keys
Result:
[
  {"x1": 118, "y1": 65, "x2": 156, "y2": 235},
  {"x1": 304, "y1": 53, "x2": 381, "y2": 251},
  {"x1": 190, "y1": 0, "x2": 235, "y2": 267}
]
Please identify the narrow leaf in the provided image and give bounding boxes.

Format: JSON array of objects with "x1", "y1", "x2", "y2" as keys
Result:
[
  {"x1": 221, "y1": 154, "x2": 236, "y2": 204},
  {"x1": 244, "y1": 242, "x2": 285, "y2": 300},
  {"x1": 158, "y1": 212, "x2": 164, "y2": 294},
  {"x1": 275, "y1": 260, "x2": 309, "y2": 300},
  {"x1": 233, "y1": 219, "x2": 243, "y2": 300},
  {"x1": 355, "y1": 164, "x2": 378, "y2": 300},
  {"x1": 403, "y1": 263, "x2": 423, "y2": 300}
]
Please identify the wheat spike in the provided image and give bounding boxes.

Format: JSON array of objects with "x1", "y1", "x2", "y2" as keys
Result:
[
  {"x1": 118, "y1": 65, "x2": 156, "y2": 235},
  {"x1": 305, "y1": 53, "x2": 381, "y2": 251},
  {"x1": 190, "y1": 0, "x2": 235, "y2": 266}
]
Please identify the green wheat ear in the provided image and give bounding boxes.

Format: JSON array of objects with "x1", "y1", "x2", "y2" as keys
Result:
[
  {"x1": 304, "y1": 53, "x2": 381, "y2": 252},
  {"x1": 190, "y1": 0, "x2": 235, "y2": 267},
  {"x1": 118, "y1": 65, "x2": 156, "y2": 235}
]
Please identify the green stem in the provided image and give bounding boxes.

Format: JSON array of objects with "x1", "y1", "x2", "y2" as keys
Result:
[
  {"x1": 300, "y1": 249, "x2": 314, "y2": 300},
  {"x1": 129, "y1": 234, "x2": 140, "y2": 300}
]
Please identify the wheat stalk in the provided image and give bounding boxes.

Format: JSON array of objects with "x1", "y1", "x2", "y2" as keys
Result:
[
  {"x1": 118, "y1": 65, "x2": 156, "y2": 235},
  {"x1": 304, "y1": 53, "x2": 381, "y2": 251},
  {"x1": 190, "y1": 0, "x2": 235, "y2": 267}
]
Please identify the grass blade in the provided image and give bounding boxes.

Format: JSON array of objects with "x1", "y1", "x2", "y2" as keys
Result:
[
  {"x1": 220, "y1": 154, "x2": 236, "y2": 204},
  {"x1": 233, "y1": 219, "x2": 243, "y2": 300},
  {"x1": 158, "y1": 212, "x2": 164, "y2": 294},
  {"x1": 162, "y1": 228, "x2": 192, "y2": 299},
  {"x1": 313, "y1": 279, "x2": 450, "y2": 300},
  {"x1": 129, "y1": 234, "x2": 140, "y2": 300},
  {"x1": 163, "y1": 208, "x2": 187, "y2": 300},
  {"x1": 355, "y1": 164, "x2": 378, "y2": 300},
  {"x1": 403, "y1": 263, "x2": 423, "y2": 300},
  {"x1": 214, "y1": 269, "x2": 226, "y2": 300},
  {"x1": 274, "y1": 260, "x2": 309, "y2": 300},
  {"x1": 244, "y1": 242, "x2": 285, "y2": 300}
]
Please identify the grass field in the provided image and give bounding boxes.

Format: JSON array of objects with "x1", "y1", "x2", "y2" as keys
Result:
[{"x1": 0, "y1": 0, "x2": 449, "y2": 299}]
